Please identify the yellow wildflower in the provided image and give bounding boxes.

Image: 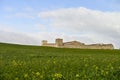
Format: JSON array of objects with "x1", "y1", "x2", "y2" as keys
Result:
[
  {"x1": 95, "y1": 66, "x2": 98, "y2": 70},
  {"x1": 36, "y1": 72, "x2": 40, "y2": 76},
  {"x1": 24, "y1": 73, "x2": 28, "y2": 78},
  {"x1": 76, "y1": 74, "x2": 80, "y2": 77},
  {"x1": 12, "y1": 60, "x2": 18, "y2": 66},
  {"x1": 106, "y1": 71, "x2": 108, "y2": 75},
  {"x1": 54, "y1": 73, "x2": 63, "y2": 78},
  {"x1": 53, "y1": 61, "x2": 56, "y2": 64},
  {"x1": 111, "y1": 66, "x2": 114, "y2": 70},
  {"x1": 85, "y1": 64, "x2": 88, "y2": 67},
  {"x1": 15, "y1": 77, "x2": 19, "y2": 80}
]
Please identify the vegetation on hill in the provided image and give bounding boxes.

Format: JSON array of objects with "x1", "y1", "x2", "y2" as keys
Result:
[{"x1": 0, "y1": 43, "x2": 120, "y2": 80}]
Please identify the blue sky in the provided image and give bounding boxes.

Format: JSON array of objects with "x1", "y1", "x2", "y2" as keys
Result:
[
  {"x1": 0, "y1": 0, "x2": 120, "y2": 29},
  {"x1": 0, "y1": 0, "x2": 120, "y2": 48},
  {"x1": 0, "y1": 0, "x2": 119, "y2": 32}
]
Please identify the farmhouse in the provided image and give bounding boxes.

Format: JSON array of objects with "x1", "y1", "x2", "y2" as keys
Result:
[{"x1": 41, "y1": 38, "x2": 114, "y2": 49}]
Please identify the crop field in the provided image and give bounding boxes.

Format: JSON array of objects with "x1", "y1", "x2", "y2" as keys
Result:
[{"x1": 0, "y1": 43, "x2": 120, "y2": 80}]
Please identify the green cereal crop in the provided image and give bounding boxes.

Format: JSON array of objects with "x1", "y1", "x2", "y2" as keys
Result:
[{"x1": 0, "y1": 43, "x2": 120, "y2": 80}]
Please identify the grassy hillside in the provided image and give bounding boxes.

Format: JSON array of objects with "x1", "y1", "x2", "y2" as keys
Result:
[{"x1": 0, "y1": 43, "x2": 120, "y2": 80}]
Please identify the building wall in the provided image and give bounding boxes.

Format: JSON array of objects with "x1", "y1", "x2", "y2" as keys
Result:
[
  {"x1": 42, "y1": 43, "x2": 56, "y2": 47},
  {"x1": 61, "y1": 44, "x2": 114, "y2": 49},
  {"x1": 83, "y1": 44, "x2": 114, "y2": 49},
  {"x1": 41, "y1": 39, "x2": 114, "y2": 49},
  {"x1": 55, "y1": 38, "x2": 63, "y2": 47},
  {"x1": 41, "y1": 40, "x2": 48, "y2": 45}
]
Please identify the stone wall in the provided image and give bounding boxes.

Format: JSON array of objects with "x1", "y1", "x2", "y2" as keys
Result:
[
  {"x1": 41, "y1": 39, "x2": 114, "y2": 49},
  {"x1": 83, "y1": 44, "x2": 114, "y2": 49},
  {"x1": 55, "y1": 38, "x2": 63, "y2": 47},
  {"x1": 61, "y1": 44, "x2": 114, "y2": 49},
  {"x1": 41, "y1": 44, "x2": 56, "y2": 47}
]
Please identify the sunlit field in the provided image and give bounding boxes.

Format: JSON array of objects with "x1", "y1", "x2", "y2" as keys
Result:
[{"x1": 0, "y1": 43, "x2": 120, "y2": 80}]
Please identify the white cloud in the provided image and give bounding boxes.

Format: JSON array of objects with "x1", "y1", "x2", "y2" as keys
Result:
[
  {"x1": 0, "y1": 24, "x2": 16, "y2": 32},
  {"x1": 28, "y1": 32, "x2": 92, "y2": 43},
  {"x1": 1, "y1": 7, "x2": 120, "y2": 48},
  {"x1": 0, "y1": 30, "x2": 40, "y2": 45},
  {"x1": 0, "y1": 25, "x2": 39, "y2": 45},
  {"x1": 0, "y1": 24, "x2": 89, "y2": 46},
  {"x1": 38, "y1": 7, "x2": 120, "y2": 48}
]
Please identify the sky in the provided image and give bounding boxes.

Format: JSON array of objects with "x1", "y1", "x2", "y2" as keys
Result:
[{"x1": 0, "y1": 0, "x2": 120, "y2": 48}]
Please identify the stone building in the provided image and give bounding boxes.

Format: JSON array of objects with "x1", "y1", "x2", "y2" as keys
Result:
[{"x1": 41, "y1": 38, "x2": 114, "y2": 49}]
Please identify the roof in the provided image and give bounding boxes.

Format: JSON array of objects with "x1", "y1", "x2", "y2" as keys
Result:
[{"x1": 64, "y1": 41, "x2": 85, "y2": 45}]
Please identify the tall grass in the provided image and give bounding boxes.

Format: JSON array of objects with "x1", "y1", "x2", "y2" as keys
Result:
[{"x1": 0, "y1": 43, "x2": 120, "y2": 80}]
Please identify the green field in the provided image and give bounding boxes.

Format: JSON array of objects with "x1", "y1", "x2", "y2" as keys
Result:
[{"x1": 0, "y1": 43, "x2": 120, "y2": 80}]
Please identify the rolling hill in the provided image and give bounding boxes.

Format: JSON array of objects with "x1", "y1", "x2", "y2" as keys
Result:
[{"x1": 0, "y1": 43, "x2": 120, "y2": 80}]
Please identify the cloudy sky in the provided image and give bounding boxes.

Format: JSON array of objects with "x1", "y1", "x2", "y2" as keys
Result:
[{"x1": 0, "y1": 0, "x2": 120, "y2": 48}]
